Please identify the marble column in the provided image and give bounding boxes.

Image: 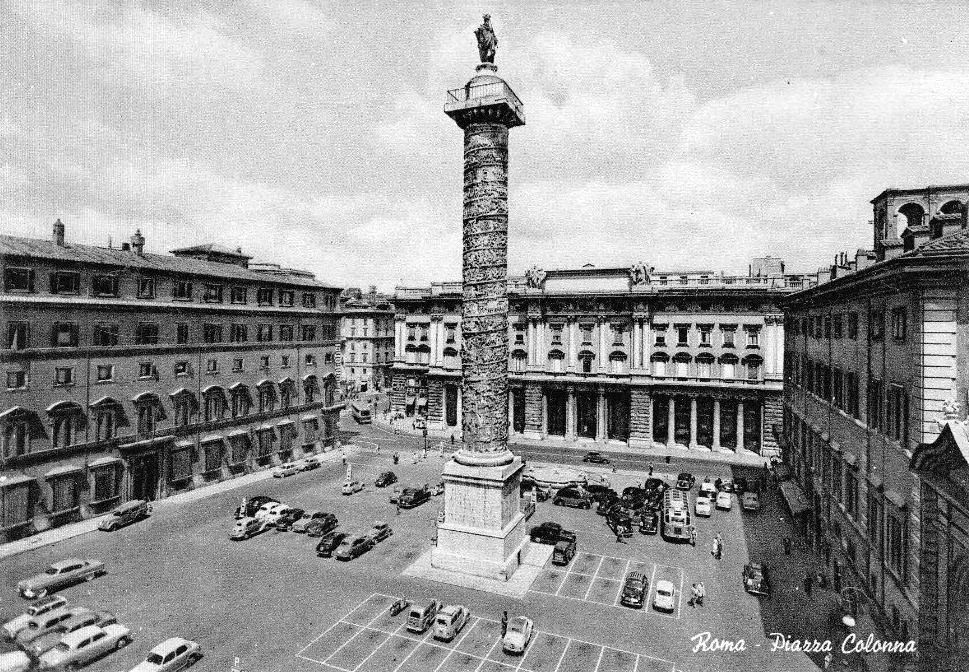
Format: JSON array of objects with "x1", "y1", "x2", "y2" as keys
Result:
[
  {"x1": 667, "y1": 396, "x2": 676, "y2": 448},
  {"x1": 689, "y1": 396, "x2": 699, "y2": 449},
  {"x1": 737, "y1": 400, "x2": 745, "y2": 452},
  {"x1": 541, "y1": 390, "x2": 549, "y2": 438},
  {"x1": 565, "y1": 318, "x2": 575, "y2": 372},
  {"x1": 566, "y1": 386, "x2": 576, "y2": 440},
  {"x1": 712, "y1": 398, "x2": 722, "y2": 450},
  {"x1": 596, "y1": 388, "x2": 607, "y2": 441}
]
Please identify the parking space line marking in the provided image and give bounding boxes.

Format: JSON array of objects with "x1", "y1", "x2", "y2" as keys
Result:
[
  {"x1": 632, "y1": 653, "x2": 640, "y2": 672},
  {"x1": 646, "y1": 562, "x2": 658, "y2": 614},
  {"x1": 474, "y1": 636, "x2": 502, "y2": 672},
  {"x1": 350, "y1": 628, "x2": 395, "y2": 672},
  {"x1": 551, "y1": 639, "x2": 571, "y2": 672},
  {"x1": 296, "y1": 617, "x2": 346, "y2": 658},
  {"x1": 387, "y1": 636, "x2": 421, "y2": 672},
  {"x1": 435, "y1": 615, "x2": 479, "y2": 672},
  {"x1": 322, "y1": 608, "x2": 386, "y2": 666},
  {"x1": 612, "y1": 558, "x2": 632, "y2": 606},
  {"x1": 592, "y1": 645, "x2": 606, "y2": 672},
  {"x1": 514, "y1": 630, "x2": 538, "y2": 672},
  {"x1": 583, "y1": 556, "x2": 605, "y2": 599},
  {"x1": 674, "y1": 565, "x2": 685, "y2": 620}
]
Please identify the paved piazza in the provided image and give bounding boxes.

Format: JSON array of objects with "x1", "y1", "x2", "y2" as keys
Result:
[{"x1": 0, "y1": 421, "x2": 819, "y2": 672}]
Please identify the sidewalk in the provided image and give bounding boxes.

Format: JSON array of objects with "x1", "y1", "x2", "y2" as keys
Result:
[{"x1": 0, "y1": 447, "x2": 350, "y2": 562}]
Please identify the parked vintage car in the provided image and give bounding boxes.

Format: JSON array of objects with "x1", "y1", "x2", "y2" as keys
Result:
[
  {"x1": 335, "y1": 534, "x2": 375, "y2": 561},
  {"x1": 234, "y1": 495, "x2": 277, "y2": 519},
  {"x1": 675, "y1": 472, "x2": 696, "y2": 491},
  {"x1": 17, "y1": 559, "x2": 106, "y2": 599},
  {"x1": 695, "y1": 495, "x2": 713, "y2": 518},
  {"x1": 716, "y1": 491, "x2": 733, "y2": 510},
  {"x1": 229, "y1": 516, "x2": 272, "y2": 541},
  {"x1": 98, "y1": 500, "x2": 151, "y2": 532},
  {"x1": 3, "y1": 596, "x2": 69, "y2": 639},
  {"x1": 305, "y1": 513, "x2": 339, "y2": 538},
  {"x1": 299, "y1": 456, "x2": 323, "y2": 471},
  {"x1": 342, "y1": 480, "x2": 365, "y2": 496},
  {"x1": 272, "y1": 462, "x2": 301, "y2": 478},
  {"x1": 291, "y1": 511, "x2": 326, "y2": 534},
  {"x1": 653, "y1": 580, "x2": 676, "y2": 612},
  {"x1": 528, "y1": 522, "x2": 576, "y2": 545},
  {"x1": 552, "y1": 487, "x2": 592, "y2": 510},
  {"x1": 398, "y1": 486, "x2": 431, "y2": 509},
  {"x1": 26, "y1": 610, "x2": 117, "y2": 658},
  {"x1": 742, "y1": 562, "x2": 771, "y2": 597},
  {"x1": 273, "y1": 508, "x2": 305, "y2": 532},
  {"x1": 639, "y1": 511, "x2": 659, "y2": 535},
  {"x1": 501, "y1": 616, "x2": 533, "y2": 655},
  {"x1": 433, "y1": 605, "x2": 470, "y2": 642},
  {"x1": 742, "y1": 491, "x2": 761, "y2": 512},
  {"x1": 15, "y1": 607, "x2": 78, "y2": 645},
  {"x1": 127, "y1": 636, "x2": 202, "y2": 672},
  {"x1": 368, "y1": 521, "x2": 393, "y2": 543},
  {"x1": 582, "y1": 451, "x2": 610, "y2": 464},
  {"x1": 620, "y1": 571, "x2": 649, "y2": 608},
  {"x1": 315, "y1": 531, "x2": 348, "y2": 558},
  {"x1": 37, "y1": 623, "x2": 132, "y2": 670},
  {"x1": 375, "y1": 471, "x2": 398, "y2": 488}
]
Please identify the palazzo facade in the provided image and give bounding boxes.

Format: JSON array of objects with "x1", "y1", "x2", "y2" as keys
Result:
[
  {"x1": 390, "y1": 259, "x2": 806, "y2": 456},
  {"x1": 0, "y1": 222, "x2": 343, "y2": 544}
]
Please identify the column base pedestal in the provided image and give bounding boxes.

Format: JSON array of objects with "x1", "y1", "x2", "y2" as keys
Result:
[{"x1": 522, "y1": 430, "x2": 542, "y2": 440}]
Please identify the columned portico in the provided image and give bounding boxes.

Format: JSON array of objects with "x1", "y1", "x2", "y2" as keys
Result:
[
  {"x1": 712, "y1": 398, "x2": 722, "y2": 450},
  {"x1": 737, "y1": 400, "x2": 745, "y2": 452},
  {"x1": 688, "y1": 397, "x2": 699, "y2": 449},
  {"x1": 666, "y1": 397, "x2": 676, "y2": 448}
]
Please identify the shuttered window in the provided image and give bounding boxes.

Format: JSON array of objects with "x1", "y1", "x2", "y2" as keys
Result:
[
  {"x1": 92, "y1": 467, "x2": 119, "y2": 502},
  {"x1": 2, "y1": 484, "x2": 31, "y2": 527},
  {"x1": 51, "y1": 476, "x2": 78, "y2": 512},
  {"x1": 169, "y1": 448, "x2": 193, "y2": 482}
]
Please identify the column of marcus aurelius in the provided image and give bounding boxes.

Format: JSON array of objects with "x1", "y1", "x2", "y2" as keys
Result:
[{"x1": 431, "y1": 15, "x2": 529, "y2": 580}]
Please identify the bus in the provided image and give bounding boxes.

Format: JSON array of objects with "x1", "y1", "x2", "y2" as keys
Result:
[
  {"x1": 351, "y1": 400, "x2": 372, "y2": 424},
  {"x1": 661, "y1": 488, "x2": 693, "y2": 542}
]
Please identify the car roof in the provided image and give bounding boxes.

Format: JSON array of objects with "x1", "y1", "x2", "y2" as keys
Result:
[
  {"x1": 748, "y1": 562, "x2": 765, "y2": 571},
  {"x1": 439, "y1": 605, "x2": 459, "y2": 615},
  {"x1": 626, "y1": 571, "x2": 647, "y2": 581},
  {"x1": 373, "y1": 520, "x2": 387, "y2": 527},
  {"x1": 50, "y1": 558, "x2": 85, "y2": 569},
  {"x1": 115, "y1": 500, "x2": 146, "y2": 512},
  {"x1": 61, "y1": 625, "x2": 103, "y2": 646},
  {"x1": 509, "y1": 616, "x2": 529, "y2": 626},
  {"x1": 656, "y1": 579, "x2": 675, "y2": 589},
  {"x1": 150, "y1": 637, "x2": 191, "y2": 655}
]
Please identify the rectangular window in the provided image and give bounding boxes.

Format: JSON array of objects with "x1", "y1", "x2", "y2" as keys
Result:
[
  {"x1": 823, "y1": 316, "x2": 831, "y2": 339},
  {"x1": 203, "y1": 284, "x2": 223, "y2": 303},
  {"x1": 206, "y1": 358, "x2": 218, "y2": 373},
  {"x1": 302, "y1": 292, "x2": 316, "y2": 308},
  {"x1": 257, "y1": 324, "x2": 273, "y2": 342},
  {"x1": 279, "y1": 325, "x2": 294, "y2": 342},
  {"x1": 699, "y1": 327, "x2": 711, "y2": 345},
  {"x1": 260, "y1": 355, "x2": 270, "y2": 369},
  {"x1": 135, "y1": 322, "x2": 159, "y2": 345},
  {"x1": 887, "y1": 384, "x2": 909, "y2": 445},
  {"x1": 92, "y1": 467, "x2": 118, "y2": 501},
  {"x1": 612, "y1": 324, "x2": 625, "y2": 346},
  {"x1": 257, "y1": 287, "x2": 273, "y2": 306},
  {"x1": 677, "y1": 326, "x2": 689, "y2": 346},
  {"x1": 91, "y1": 274, "x2": 119, "y2": 297},
  {"x1": 845, "y1": 468, "x2": 859, "y2": 518},
  {"x1": 867, "y1": 489, "x2": 884, "y2": 552},
  {"x1": 550, "y1": 324, "x2": 563, "y2": 345},
  {"x1": 230, "y1": 286, "x2": 247, "y2": 304},
  {"x1": 832, "y1": 314, "x2": 843, "y2": 339},
  {"x1": 230, "y1": 435, "x2": 249, "y2": 463},
  {"x1": 138, "y1": 362, "x2": 153, "y2": 379},
  {"x1": 848, "y1": 312, "x2": 859, "y2": 340},
  {"x1": 747, "y1": 328, "x2": 760, "y2": 347},
  {"x1": 203, "y1": 323, "x2": 223, "y2": 344},
  {"x1": 305, "y1": 354, "x2": 317, "y2": 366},
  {"x1": 301, "y1": 324, "x2": 316, "y2": 342},
  {"x1": 581, "y1": 324, "x2": 593, "y2": 344},
  {"x1": 446, "y1": 325, "x2": 457, "y2": 343},
  {"x1": 407, "y1": 325, "x2": 416, "y2": 341},
  {"x1": 137, "y1": 277, "x2": 155, "y2": 299},
  {"x1": 832, "y1": 368, "x2": 844, "y2": 409},
  {"x1": 6, "y1": 370, "x2": 26, "y2": 389},
  {"x1": 176, "y1": 323, "x2": 189, "y2": 344},
  {"x1": 891, "y1": 308, "x2": 907, "y2": 341},
  {"x1": 722, "y1": 328, "x2": 735, "y2": 347},
  {"x1": 886, "y1": 511, "x2": 908, "y2": 580},
  {"x1": 173, "y1": 280, "x2": 193, "y2": 300},
  {"x1": 54, "y1": 367, "x2": 74, "y2": 386},
  {"x1": 169, "y1": 448, "x2": 193, "y2": 482},
  {"x1": 230, "y1": 324, "x2": 248, "y2": 343},
  {"x1": 50, "y1": 476, "x2": 78, "y2": 512},
  {"x1": 653, "y1": 325, "x2": 666, "y2": 346},
  {"x1": 96, "y1": 364, "x2": 114, "y2": 382},
  {"x1": 281, "y1": 355, "x2": 290, "y2": 368},
  {"x1": 232, "y1": 358, "x2": 244, "y2": 372},
  {"x1": 867, "y1": 379, "x2": 883, "y2": 430},
  {"x1": 279, "y1": 290, "x2": 295, "y2": 307},
  {"x1": 869, "y1": 310, "x2": 884, "y2": 341},
  {"x1": 513, "y1": 327, "x2": 524, "y2": 345},
  {"x1": 174, "y1": 361, "x2": 189, "y2": 376},
  {"x1": 7, "y1": 321, "x2": 29, "y2": 350},
  {"x1": 846, "y1": 372, "x2": 860, "y2": 419},
  {"x1": 4, "y1": 267, "x2": 34, "y2": 292},
  {"x1": 52, "y1": 322, "x2": 79, "y2": 347},
  {"x1": 93, "y1": 323, "x2": 119, "y2": 346},
  {"x1": 50, "y1": 271, "x2": 80, "y2": 294}
]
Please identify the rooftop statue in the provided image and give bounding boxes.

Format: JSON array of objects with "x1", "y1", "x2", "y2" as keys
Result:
[{"x1": 475, "y1": 14, "x2": 497, "y2": 64}]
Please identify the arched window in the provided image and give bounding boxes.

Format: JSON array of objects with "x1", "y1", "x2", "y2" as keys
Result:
[
  {"x1": 673, "y1": 352, "x2": 691, "y2": 378},
  {"x1": 257, "y1": 382, "x2": 276, "y2": 413},
  {"x1": 578, "y1": 350, "x2": 595, "y2": 374},
  {"x1": 90, "y1": 397, "x2": 122, "y2": 441},
  {"x1": 229, "y1": 384, "x2": 251, "y2": 418},
  {"x1": 47, "y1": 401, "x2": 84, "y2": 448},
  {"x1": 1, "y1": 408, "x2": 31, "y2": 458},
  {"x1": 743, "y1": 355, "x2": 763, "y2": 381},
  {"x1": 170, "y1": 389, "x2": 198, "y2": 427},
  {"x1": 303, "y1": 375, "x2": 319, "y2": 404},
  {"x1": 323, "y1": 375, "x2": 337, "y2": 406},
  {"x1": 897, "y1": 202, "x2": 925, "y2": 236},
  {"x1": 939, "y1": 200, "x2": 964, "y2": 215},
  {"x1": 609, "y1": 351, "x2": 627, "y2": 374},
  {"x1": 405, "y1": 344, "x2": 417, "y2": 365},
  {"x1": 547, "y1": 349, "x2": 565, "y2": 374},
  {"x1": 511, "y1": 349, "x2": 527, "y2": 373},
  {"x1": 132, "y1": 392, "x2": 165, "y2": 436},
  {"x1": 651, "y1": 352, "x2": 669, "y2": 377},
  {"x1": 443, "y1": 347, "x2": 459, "y2": 370},
  {"x1": 720, "y1": 353, "x2": 739, "y2": 379},
  {"x1": 696, "y1": 353, "x2": 715, "y2": 379},
  {"x1": 203, "y1": 386, "x2": 227, "y2": 421}
]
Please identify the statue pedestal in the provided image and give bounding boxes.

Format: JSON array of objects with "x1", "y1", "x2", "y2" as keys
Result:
[{"x1": 431, "y1": 455, "x2": 527, "y2": 580}]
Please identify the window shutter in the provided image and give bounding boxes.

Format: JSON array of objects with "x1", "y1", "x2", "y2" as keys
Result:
[{"x1": 27, "y1": 269, "x2": 35, "y2": 292}]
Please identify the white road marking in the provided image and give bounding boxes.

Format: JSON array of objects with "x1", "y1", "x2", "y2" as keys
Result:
[
  {"x1": 474, "y1": 635, "x2": 503, "y2": 672},
  {"x1": 322, "y1": 607, "x2": 388, "y2": 666},
  {"x1": 583, "y1": 556, "x2": 606, "y2": 599},
  {"x1": 612, "y1": 558, "x2": 632, "y2": 607},
  {"x1": 551, "y1": 639, "x2": 572, "y2": 672},
  {"x1": 592, "y1": 644, "x2": 606, "y2": 672}
]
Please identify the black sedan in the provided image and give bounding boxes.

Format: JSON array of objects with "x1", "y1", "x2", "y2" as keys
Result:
[
  {"x1": 620, "y1": 487, "x2": 647, "y2": 511},
  {"x1": 375, "y1": 471, "x2": 398, "y2": 488},
  {"x1": 675, "y1": 472, "x2": 696, "y2": 491},
  {"x1": 742, "y1": 562, "x2": 771, "y2": 596},
  {"x1": 639, "y1": 511, "x2": 659, "y2": 535},
  {"x1": 596, "y1": 493, "x2": 620, "y2": 515},
  {"x1": 582, "y1": 451, "x2": 611, "y2": 464},
  {"x1": 234, "y1": 495, "x2": 277, "y2": 519},
  {"x1": 528, "y1": 522, "x2": 577, "y2": 545},
  {"x1": 305, "y1": 513, "x2": 339, "y2": 538},
  {"x1": 274, "y1": 508, "x2": 305, "y2": 532},
  {"x1": 583, "y1": 484, "x2": 616, "y2": 504},
  {"x1": 316, "y1": 531, "x2": 348, "y2": 558}
]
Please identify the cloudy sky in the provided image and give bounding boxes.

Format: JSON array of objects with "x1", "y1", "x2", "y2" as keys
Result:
[{"x1": 4, "y1": 1, "x2": 969, "y2": 290}]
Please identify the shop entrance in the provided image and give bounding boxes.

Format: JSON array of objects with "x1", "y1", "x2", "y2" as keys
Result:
[{"x1": 129, "y1": 452, "x2": 159, "y2": 502}]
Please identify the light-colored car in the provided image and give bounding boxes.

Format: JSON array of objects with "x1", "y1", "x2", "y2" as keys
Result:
[
  {"x1": 127, "y1": 636, "x2": 202, "y2": 672},
  {"x1": 26, "y1": 610, "x2": 117, "y2": 658},
  {"x1": 698, "y1": 480, "x2": 718, "y2": 499},
  {"x1": 368, "y1": 521, "x2": 393, "y2": 543},
  {"x1": 433, "y1": 605, "x2": 470, "y2": 642},
  {"x1": 291, "y1": 511, "x2": 323, "y2": 533},
  {"x1": 299, "y1": 456, "x2": 323, "y2": 471},
  {"x1": 37, "y1": 623, "x2": 132, "y2": 670},
  {"x1": 16, "y1": 607, "x2": 86, "y2": 645},
  {"x1": 742, "y1": 491, "x2": 761, "y2": 512},
  {"x1": 501, "y1": 616, "x2": 533, "y2": 654},
  {"x1": 272, "y1": 462, "x2": 300, "y2": 478},
  {"x1": 716, "y1": 491, "x2": 733, "y2": 510},
  {"x1": 98, "y1": 500, "x2": 151, "y2": 531},
  {"x1": 695, "y1": 495, "x2": 713, "y2": 517},
  {"x1": 229, "y1": 516, "x2": 271, "y2": 541},
  {"x1": 18, "y1": 559, "x2": 106, "y2": 599},
  {"x1": 0, "y1": 651, "x2": 31, "y2": 672},
  {"x1": 342, "y1": 480, "x2": 364, "y2": 496},
  {"x1": 255, "y1": 502, "x2": 288, "y2": 523},
  {"x1": 262, "y1": 504, "x2": 293, "y2": 527},
  {"x1": 3, "y1": 596, "x2": 69, "y2": 639},
  {"x1": 654, "y1": 580, "x2": 676, "y2": 612}
]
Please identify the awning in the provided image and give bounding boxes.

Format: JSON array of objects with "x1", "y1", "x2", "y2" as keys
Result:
[
  {"x1": 255, "y1": 379, "x2": 273, "y2": 388},
  {"x1": 89, "y1": 396, "x2": 121, "y2": 409},
  {"x1": 779, "y1": 481, "x2": 811, "y2": 516},
  {"x1": 169, "y1": 388, "x2": 192, "y2": 398},
  {"x1": 45, "y1": 401, "x2": 83, "y2": 414},
  {"x1": 276, "y1": 419, "x2": 295, "y2": 427},
  {"x1": 118, "y1": 435, "x2": 175, "y2": 452},
  {"x1": 228, "y1": 382, "x2": 247, "y2": 391},
  {"x1": 132, "y1": 391, "x2": 160, "y2": 404},
  {"x1": 257, "y1": 424, "x2": 275, "y2": 432},
  {"x1": 227, "y1": 429, "x2": 250, "y2": 439},
  {"x1": 278, "y1": 377, "x2": 295, "y2": 386},
  {"x1": 45, "y1": 464, "x2": 82, "y2": 479},
  {"x1": 302, "y1": 373, "x2": 318, "y2": 382},
  {"x1": 200, "y1": 434, "x2": 224, "y2": 444},
  {"x1": 175, "y1": 440, "x2": 194, "y2": 449},
  {"x1": 0, "y1": 406, "x2": 31, "y2": 421},
  {"x1": 87, "y1": 457, "x2": 122, "y2": 468},
  {"x1": 884, "y1": 489, "x2": 907, "y2": 509},
  {"x1": 201, "y1": 385, "x2": 224, "y2": 396},
  {"x1": 0, "y1": 474, "x2": 36, "y2": 488},
  {"x1": 301, "y1": 414, "x2": 318, "y2": 422}
]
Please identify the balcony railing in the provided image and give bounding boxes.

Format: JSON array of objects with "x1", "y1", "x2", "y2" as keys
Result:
[{"x1": 445, "y1": 80, "x2": 524, "y2": 122}]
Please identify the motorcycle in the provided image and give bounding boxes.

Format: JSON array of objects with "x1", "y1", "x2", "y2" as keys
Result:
[{"x1": 389, "y1": 598, "x2": 410, "y2": 616}]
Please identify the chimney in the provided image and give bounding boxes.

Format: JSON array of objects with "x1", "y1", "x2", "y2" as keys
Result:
[
  {"x1": 121, "y1": 242, "x2": 131, "y2": 251},
  {"x1": 53, "y1": 219, "x2": 65, "y2": 247},
  {"x1": 130, "y1": 229, "x2": 145, "y2": 256}
]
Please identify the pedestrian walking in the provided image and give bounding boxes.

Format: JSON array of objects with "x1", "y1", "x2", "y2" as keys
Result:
[
  {"x1": 501, "y1": 611, "x2": 508, "y2": 637},
  {"x1": 696, "y1": 582, "x2": 705, "y2": 606},
  {"x1": 783, "y1": 537, "x2": 792, "y2": 555},
  {"x1": 615, "y1": 531, "x2": 626, "y2": 544},
  {"x1": 817, "y1": 571, "x2": 827, "y2": 589},
  {"x1": 689, "y1": 583, "x2": 698, "y2": 607},
  {"x1": 690, "y1": 527, "x2": 697, "y2": 546},
  {"x1": 648, "y1": 463, "x2": 654, "y2": 477},
  {"x1": 450, "y1": 434, "x2": 455, "y2": 447},
  {"x1": 342, "y1": 453, "x2": 347, "y2": 466},
  {"x1": 711, "y1": 537, "x2": 720, "y2": 558},
  {"x1": 803, "y1": 572, "x2": 813, "y2": 597},
  {"x1": 396, "y1": 504, "x2": 401, "y2": 516},
  {"x1": 823, "y1": 652, "x2": 833, "y2": 670}
]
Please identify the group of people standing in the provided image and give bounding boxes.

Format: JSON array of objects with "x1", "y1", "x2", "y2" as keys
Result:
[{"x1": 688, "y1": 582, "x2": 706, "y2": 607}]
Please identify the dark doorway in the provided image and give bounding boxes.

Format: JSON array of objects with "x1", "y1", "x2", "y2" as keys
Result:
[
  {"x1": 445, "y1": 385, "x2": 458, "y2": 427},
  {"x1": 673, "y1": 395, "x2": 691, "y2": 445},
  {"x1": 546, "y1": 390, "x2": 566, "y2": 436},
  {"x1": 577, "y1": 392, "x2": 597, "y2": 439},
  {"x1": 606, "y1": 391, "x2": 629, "y2": 441},
  {"x1": 512, "y1": 390, "x2": 525, "y2": 433},
  {"x1": 130, "y1": 452, "x2": 159, "y2": 501},
  {"x1": 652, "y1": 396, "x2": 669, "y2": 443},
  {"x1": 720, "y1": 399, "x2": 738, "y2": 448},
  {"x1": 743, "y1": 400, "x2": 761, "y2": 451},
  {"x1": 697, "y1": 397, "x2": 714, "y2": 448}
]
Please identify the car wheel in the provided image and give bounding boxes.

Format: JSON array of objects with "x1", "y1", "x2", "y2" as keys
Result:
[
  {"x1": 85, "y1": 573, "x2": 95, "y2": 581},
  {"x1": 117, "y1": 636, "x2": 130, "y2": 649},
  {"x1": 66, "y1": 664, "x2": 79, "y2": 672},
  {"x1": 553, "y1": 499, "x2": 561, "y2": 506},
  {"x1": 35, "y1": 588, "x2": 47, "y2": 598}
]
